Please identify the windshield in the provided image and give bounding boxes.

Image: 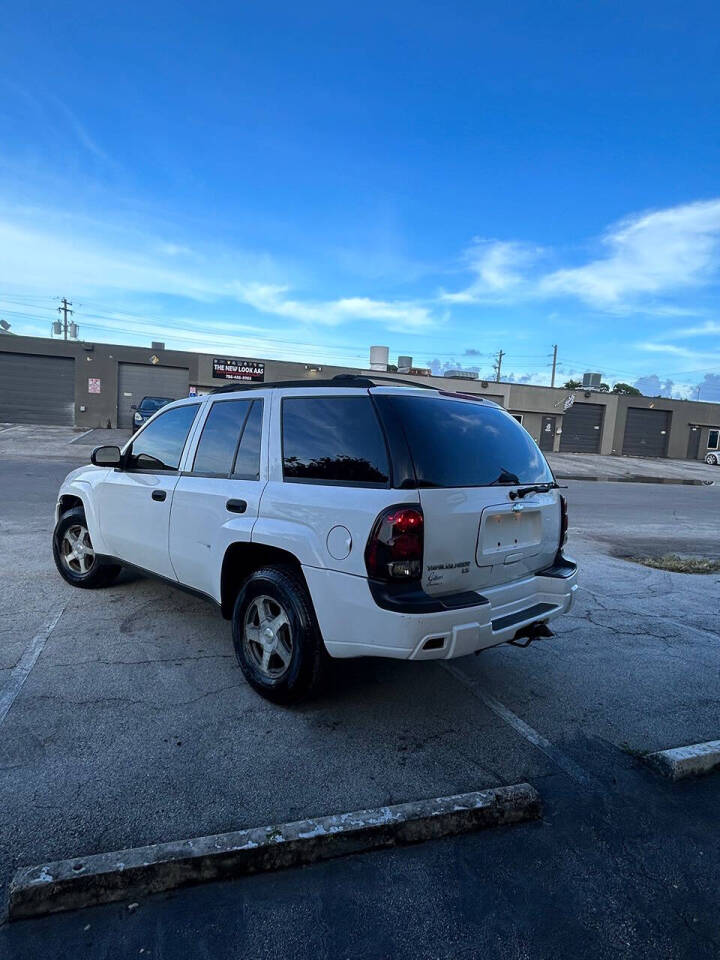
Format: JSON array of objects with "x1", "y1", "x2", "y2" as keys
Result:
[
  {"x1": 140, "y1": 397, "x2": 172, "y2": 413},
  {"x1": 379, "y1": 394, "x2": 554, "y2": 488}
]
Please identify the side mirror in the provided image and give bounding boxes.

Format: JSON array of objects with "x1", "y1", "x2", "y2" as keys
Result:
[
  {"x1": 130, "y1": 404, "x2": 137, "y2": 411},
  {"x1": 91, "y1": 445, "x2": 122, "y2": 468}
]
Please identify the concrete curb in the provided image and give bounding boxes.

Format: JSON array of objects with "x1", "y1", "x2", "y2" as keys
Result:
[
  {"x1": 9, "y1": 783, "x2": 540, "y2": 921},
  {"x1": 555, "y1": 473, "x2": 714, "y2": 486},
  {"x1": 644, "y1": 740, "x2": 720, "y2": 781}
]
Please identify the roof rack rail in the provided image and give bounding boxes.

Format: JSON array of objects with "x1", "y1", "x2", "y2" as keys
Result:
[{"x1": 211, "y1": 373, "x2": 441, "y2": 394}]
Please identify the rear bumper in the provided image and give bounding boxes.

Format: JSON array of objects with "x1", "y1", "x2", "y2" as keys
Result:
[{"x1": 304, "y1": 555, "x2": 578, "y2": 660}]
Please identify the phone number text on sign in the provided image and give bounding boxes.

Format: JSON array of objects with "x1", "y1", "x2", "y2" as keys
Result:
[{"x1": 212, "y1": 358, "x2": 265, "y2": 382}]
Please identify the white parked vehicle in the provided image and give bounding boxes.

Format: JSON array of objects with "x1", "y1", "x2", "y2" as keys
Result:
[
  {"x1": 53, "y1": 376, "x2": 577, "y2": 702},
  {"x1": 705, "y1": 430, "x2": 719, "y2": 464}
]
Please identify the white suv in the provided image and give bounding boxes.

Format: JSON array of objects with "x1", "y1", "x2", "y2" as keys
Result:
[{"x1": 53, "y1": 376, "x2": 577, "y2": 702}]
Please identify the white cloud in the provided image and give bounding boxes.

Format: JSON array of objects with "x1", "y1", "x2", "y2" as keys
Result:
[
  {"x1": 238, "y1": 283, "x2": 435, "y2": 329},
  {"x1": 440, "y1": 241, "x2": 539, "y2": 302},
  {"x1": 636, "y1": 341, "x2": 720, "y2": 366},
  {"x1": 541, "y1": 199, "x2": 720, "y2": 304},
  {"x1": 51, "y1": 96, "x2": 112, "y2": 164},
  {"x1": 0, "y1": 218, "x2": 245, "y2": 301},
  {"x1": 638, "y1": 342, "x2": 696, "y2": 357},
  {"x1": 444, "y1": 199, "x2": 720, "y2": 312},
  {"x1": 0, "y1": 213, "x2": 438, "y2": 334},
  {"x1": 656, "y1": 320, "x2": 720, "y2": 340}
]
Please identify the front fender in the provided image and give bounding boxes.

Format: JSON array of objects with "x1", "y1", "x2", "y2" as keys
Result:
[{"x1": 56, "y1": 470, "x2": 113, "y2": 556}]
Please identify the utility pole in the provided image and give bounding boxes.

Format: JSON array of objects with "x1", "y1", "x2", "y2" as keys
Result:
[
  {"x1": 550, "y1": 344, "x2": 558, "y2": 388},
  {"x1": 493, "y1": 349, "x2": 505, "y2": 382},
  {"x1": 58, "y1": 298, "x2": 73, "y2": 340}
]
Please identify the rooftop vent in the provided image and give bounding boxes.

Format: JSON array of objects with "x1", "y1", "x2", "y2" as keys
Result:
[{"x1": 369, "y1": 345, "x2": 389, "y2": 372}]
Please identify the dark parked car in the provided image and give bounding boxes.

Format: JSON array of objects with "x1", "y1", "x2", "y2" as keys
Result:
[{"x1": 131, "y1": 396, "x2": 174, "y2": 428}]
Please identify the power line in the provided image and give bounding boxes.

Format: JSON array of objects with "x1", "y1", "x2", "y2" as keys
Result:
[{"x1": 2, "y1": 294, "x2": 714, "y2": 384}]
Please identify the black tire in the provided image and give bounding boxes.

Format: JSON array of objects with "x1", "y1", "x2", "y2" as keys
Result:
[
  {"x1": 232, "y1": 565, "x2": 327, "y2": 704},
  {"x1": 52, "y1": 506, "x2": 121, "y2": 589}
]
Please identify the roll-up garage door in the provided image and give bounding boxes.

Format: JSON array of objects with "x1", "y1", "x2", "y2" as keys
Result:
[
  {"x1": 559, "y1": 402, "x2": 604, "y2": 453},
  {"x1": 117, "y1": 363, "x2": 190, "y2": 427},
  {"x1": 622, "y1": 408, "x2": 671, "y2": 458},
  {"x1": 0, "y1": 352, "x2": 75, "y2": 425}
]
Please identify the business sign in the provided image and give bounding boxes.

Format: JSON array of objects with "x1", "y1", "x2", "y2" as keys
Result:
[
  {"x1": 212, "y1": 357, "x2": 265, "y2": 382},
  {"x1": 88, "y1": 378, "x2": 102, "y2": 394}
]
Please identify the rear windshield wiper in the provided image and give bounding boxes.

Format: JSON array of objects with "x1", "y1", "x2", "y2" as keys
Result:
[
  {"x1": 489, "y1": 468, "x2": 521, "y2": 486},
  {"x1": 509, "y1": 482, "x2": 560, "y2": 500}
]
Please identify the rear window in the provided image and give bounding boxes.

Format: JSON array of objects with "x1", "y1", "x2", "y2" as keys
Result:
[
  {"x1": 232, "y1": 400, "x2": 263, "y2": 479},
  {"x1": 193, "y1": 399, "x2": 255, "y2": 475},
  {"x1": 380, "y1": 395, "x2": 553, "y2": 488},
  {"x1": 282, "y1": 396, "x2": 390, "y2": 485}
]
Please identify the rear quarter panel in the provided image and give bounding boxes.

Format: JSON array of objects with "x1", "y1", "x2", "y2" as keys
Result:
[
  {"x1": 255, "y1": 389, "x2": 418, "y2": 575},
  {"x1": 253, "y1": 481, "x2": 417, "y2": 575}
]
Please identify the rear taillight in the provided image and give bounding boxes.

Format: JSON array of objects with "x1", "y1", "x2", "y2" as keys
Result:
[
  {"x1": 365, "y1": 505, "x2": 424, "y2": 581},
  {"x1": 560, "y1": 495, "x2": 568, "y2": 547}
]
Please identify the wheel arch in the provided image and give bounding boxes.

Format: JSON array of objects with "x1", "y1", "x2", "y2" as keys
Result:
[
  {"x1": 57, "y1": 493, "x2": 85, "y2": 517},
  {"x1": 55, "y1": 481, "x2": 109, "y2": 556},
  {"x1": 220, "y1": 542, "x2": 307, "y2": 619}
]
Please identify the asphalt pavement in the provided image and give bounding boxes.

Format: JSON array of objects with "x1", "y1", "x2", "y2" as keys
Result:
[{"x1": 0, "y1": 450, "x2": 719, "y2": 959}]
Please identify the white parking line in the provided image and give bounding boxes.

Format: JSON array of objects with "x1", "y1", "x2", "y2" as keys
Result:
[
  {"x1": 443, "y1": 662, "x2": 604, "y2": 793},
  {"x1": 68, "y1": 429, "x2": 95, "y2": 444},
  {"x1": 0, "y1": 603, "x2": 67, "y2": 726}
]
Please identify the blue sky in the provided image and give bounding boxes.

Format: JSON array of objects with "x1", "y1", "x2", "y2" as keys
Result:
[{"x1": 1, "y1": 0, "x2": 719, "y2": 398}]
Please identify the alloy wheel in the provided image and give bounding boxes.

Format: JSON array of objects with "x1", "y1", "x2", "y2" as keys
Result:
[
  {"x1": 243, "y1": 595, "x2": 293, "y2": 679},
  {"x1": 61, "y1": 524, "x2": 96, "y2": 575}
]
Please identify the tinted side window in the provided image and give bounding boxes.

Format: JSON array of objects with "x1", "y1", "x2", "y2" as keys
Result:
[
  {"x1": 232, "y1": 400, "x2": 263, "y2": 479},
  {"x1": 193, "y1": 400, "x2": 252, "y2": 475},
  {"x1": 282, "y1": 396, "x2": 390, "y2": 485},
  {"x1": 377, "y1": 395, "x2": 553, "y2": 487},
  {"x1": 130, "y1": 404, "x2": 199, "y2": 470}
]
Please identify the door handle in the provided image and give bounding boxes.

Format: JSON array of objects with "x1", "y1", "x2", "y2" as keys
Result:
[
  {"x1": 151, "y1": 490, "x2": 167, "y2": 502},
  {"x1": 226, "y1": 499, "x2": 247, "y2": 514}
]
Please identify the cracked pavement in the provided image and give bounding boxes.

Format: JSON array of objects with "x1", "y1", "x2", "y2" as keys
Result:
[{"x1": 0, "y1": 452, "x2": 719, "y2": 958}]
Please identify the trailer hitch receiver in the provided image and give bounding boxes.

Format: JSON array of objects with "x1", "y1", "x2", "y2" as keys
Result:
[{"x1": 508, "y1": 621, "x2": 554, "y2": 648}]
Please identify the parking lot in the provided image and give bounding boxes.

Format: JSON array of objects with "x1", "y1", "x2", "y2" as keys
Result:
[{"x1": 1, "y1": 429, "x2": 719, "y2": 959}]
